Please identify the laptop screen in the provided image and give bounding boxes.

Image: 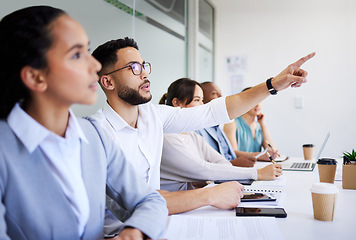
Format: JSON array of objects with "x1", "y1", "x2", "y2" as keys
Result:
[{"x1": 315, "y1": 132, "x2": 330, "y2": 160}]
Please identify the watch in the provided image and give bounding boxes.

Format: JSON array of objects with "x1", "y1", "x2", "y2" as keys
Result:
[{"x1": 266, "y1": 77, "x2": 278, "y2": 95}]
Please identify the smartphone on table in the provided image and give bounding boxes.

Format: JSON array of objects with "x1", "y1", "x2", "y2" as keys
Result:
[
  {"x1": 241, "y1": 193, "x2": 276, "y2": 202},
  {"x1": 214, "y1": 179, "x2": 254, "y2": 185},
  {"x1": 236, "y1": 207, "x2": 287, "y2": 218}
]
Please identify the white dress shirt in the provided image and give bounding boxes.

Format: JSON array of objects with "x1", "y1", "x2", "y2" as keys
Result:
[
  {"x1": 160, "y1": 132, "x2": 258, "y2": 191},
  {"x1": 91, "y1": 97, "x2": 231, "y2": 189},
  {"x1": 7, "y1": 104, "x2": 89, "y2": 236}
]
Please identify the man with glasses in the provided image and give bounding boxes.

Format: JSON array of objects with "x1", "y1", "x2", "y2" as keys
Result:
[{"x1": 90, "y1": 37, "x2": 314, "y2": 235}]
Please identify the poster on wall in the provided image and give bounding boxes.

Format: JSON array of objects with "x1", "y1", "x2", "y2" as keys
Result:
[{"x1": 225, "y1": 55, "x2": 248, "y2": 94}]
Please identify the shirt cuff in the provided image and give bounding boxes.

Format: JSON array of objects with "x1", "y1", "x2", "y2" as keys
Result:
[{"x1": 251, "y1": 168, "x2": 258, "y2": 180}]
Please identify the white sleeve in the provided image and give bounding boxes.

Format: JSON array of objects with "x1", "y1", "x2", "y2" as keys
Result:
[
  {"x1": 154, "y1": 97, "x2": 231, "y2": 133},
  {"x1": 160, "y1": 133, "x2": 257, "y2": 183},
  {"x1": 191, "y1": 132, "x2": 230, "y2": 165}
]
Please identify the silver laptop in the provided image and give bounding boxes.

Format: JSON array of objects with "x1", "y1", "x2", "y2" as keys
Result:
[{"x1": 282, "y1": 132, "x2": 330, "y2": 171}]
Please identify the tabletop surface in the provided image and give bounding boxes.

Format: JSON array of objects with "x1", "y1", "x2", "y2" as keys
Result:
[{"x1": 166, "y1": 158, "x2": 356, "y2": 240}]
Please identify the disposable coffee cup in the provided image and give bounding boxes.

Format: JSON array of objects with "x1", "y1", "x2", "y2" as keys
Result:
[
  {"x1": 317, "y1": 158, "x2": 337, "y2": 183},
  {"x1": 310, "y1": 183, "x2": 338, "y2": 221},
  {"x1": 303, "y1": 144, "x2": 315, "y2": 160}
]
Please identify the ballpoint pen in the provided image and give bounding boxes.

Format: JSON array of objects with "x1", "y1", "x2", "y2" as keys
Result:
[
  {"x1": 266, "y1": 142, "x2": 274, "y2": 151},
  {"x1": 266, "y1": 152, "x2": 276, "y2": 164},
  {"x1": 266, "y1": 141, "x2": 277, "y2": 163}
]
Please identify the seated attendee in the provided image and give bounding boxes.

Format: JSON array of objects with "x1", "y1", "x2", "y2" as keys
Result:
[
  {"x1": 224, "y1": 87, "x2": 280, "y2": 161},
  {"x1": 159, "y1": 78, "x2": 282, "y2": 191},
  {"x1": 91, "y1": 37, "x2": 245, "y2": 229},
  {"x1": 0, "y1": 6, "x2": 167, "y2": 240},
  {"x1": 90, "y1": 36, "x2": 313, "y2": 228},
  {"x1": 196, "y1": 81, "x2": 256, "y2": 167}
]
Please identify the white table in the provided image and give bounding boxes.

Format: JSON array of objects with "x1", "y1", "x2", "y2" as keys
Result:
[{"x1": 167, "y1": 158, "x2": 356, "y2": 240}]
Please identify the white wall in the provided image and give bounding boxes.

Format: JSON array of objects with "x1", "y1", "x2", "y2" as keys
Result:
[
  {"x1": 211, "y1": 0, "x2": 356, "y2": 158},
  {"x1": 2, "y1": 0, "x2": 354, "y2": 158}
]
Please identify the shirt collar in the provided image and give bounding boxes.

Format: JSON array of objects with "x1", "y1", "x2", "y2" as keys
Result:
[
  {"x1": 8, "y1": 103, "x2": 88, "y2": 153},
  {"x1": 67, "y1": 109, "x2": 88, "y2": 144},
  {"x1": 102, "y1": 101, "x2": 132, "y2": 131}
]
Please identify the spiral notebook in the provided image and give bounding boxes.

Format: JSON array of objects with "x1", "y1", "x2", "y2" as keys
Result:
[{"x1": 243, "y1": 175, "x2": 286, "y2": 194}]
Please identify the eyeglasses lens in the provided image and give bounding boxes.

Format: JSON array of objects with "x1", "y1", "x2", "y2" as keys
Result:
[
  {"x1": 130, "y1": 62, "x2": 151, "y2": 75},
  {"x1": 131, "y1": 63, "x2": 141, "y2": 75},
  {"x1": 143, "y1": 63, "x2": 151, "y2": 74}
]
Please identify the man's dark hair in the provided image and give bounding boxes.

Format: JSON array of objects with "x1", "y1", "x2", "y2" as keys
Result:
[{"x1": 92, "y1": 37, "x2": 139, "y2": 77}]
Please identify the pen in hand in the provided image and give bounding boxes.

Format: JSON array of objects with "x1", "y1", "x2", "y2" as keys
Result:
[
  {"x1": 266, "y1": 152, "x2": 276, "y2": 164},
  {"x1": 266, "y1": 141, "x2": 280, "y2": 160},
  {"x1": 266, "y1": 142, "x2": 274, "y2": 151}
]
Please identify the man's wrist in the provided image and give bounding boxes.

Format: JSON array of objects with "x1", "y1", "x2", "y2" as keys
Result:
[
  {"x1": 256, "y1": 169, "x2": 261, "y2": 180},
  {"x1": 266, "y1": 77, "x2": 278, "y2": 95},
  {"x1": 201, "y1": 187, "x2": 214, "y2": 206}
]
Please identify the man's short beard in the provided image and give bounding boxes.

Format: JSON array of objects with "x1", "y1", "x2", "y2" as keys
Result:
[{"x1": 117, "y1": 81, "x2": 152, "y2": 106}]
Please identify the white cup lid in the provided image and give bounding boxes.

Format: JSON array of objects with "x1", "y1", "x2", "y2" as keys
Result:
[{"x1": 310, "y1": 182, "x2": 338, "y2": 194}]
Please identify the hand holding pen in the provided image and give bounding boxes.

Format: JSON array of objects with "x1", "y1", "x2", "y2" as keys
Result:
[
  {"x1": 266, "y1": 152, "x2": 276, "y2": 164},
  {"x1": 255, "y1": 148, "x2": 275, "y2": 161},
  {"x1": 256, "y1": 159, "x2": 283, "y2": 180},
  {"x1": 265, "y1": 142, "x2": 283, "y2": 175},
  {"x1": 266, "y1": 142, "x2": 280, "y2": 160},
  {"x1": 265, "y1": 142, "x2": 276, "y2": 164}
]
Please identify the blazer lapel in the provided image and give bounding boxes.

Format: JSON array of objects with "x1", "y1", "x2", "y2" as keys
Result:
[
  {"x1": 205, "y1": 127, "x2": 223, "y2": 153},
  {"x1": 205, "y1": 127, "x2": 237, "y2": 159},
  {"x1": 79, "y1": 121, "x2": 107, "y2": 239}
]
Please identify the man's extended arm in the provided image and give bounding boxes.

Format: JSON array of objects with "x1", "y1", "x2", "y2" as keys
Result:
[{"x1": 158, "y1": 181, "x2": 244, "y2": 215}]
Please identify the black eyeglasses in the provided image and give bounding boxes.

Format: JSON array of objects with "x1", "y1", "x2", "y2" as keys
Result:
[{"x1": 105, "y1": 62, "x2": 151, "y2": 76}]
